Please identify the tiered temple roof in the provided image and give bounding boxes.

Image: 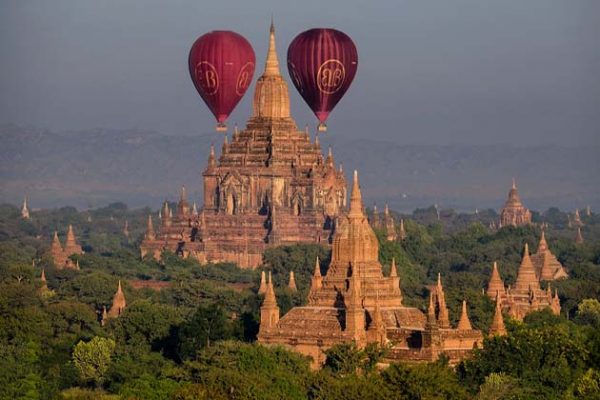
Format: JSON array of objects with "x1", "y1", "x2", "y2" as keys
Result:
[
  {"x1": 140, "y1": 23, "x2": 346, "y2": 268},
  {"x1": 258, "y1": 171, "x2": 483, "y2": 368},
  {"x1": 49, "y1": 225, "x2": 83, "y2": 269},
  {"x1": 499, "y1": 179, "x2": 531, "y2": 227}
]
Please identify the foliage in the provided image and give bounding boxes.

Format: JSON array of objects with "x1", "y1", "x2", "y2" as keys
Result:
[{"x1": 72, "y1": 337, "x2": 116, "y2": 387}]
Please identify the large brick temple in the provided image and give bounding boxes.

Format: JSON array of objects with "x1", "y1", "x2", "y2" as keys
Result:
[
  {"x1": 140, "y1": 23, "x2": 346, "y2": 268},
  {"x1": 258, "y1": 171, "x2": 485, "y2": 368}
]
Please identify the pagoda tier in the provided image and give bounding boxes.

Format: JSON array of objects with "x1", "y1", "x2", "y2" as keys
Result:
[{"x1": 140, "y1": 23, "x2": 346, "y2": 269}]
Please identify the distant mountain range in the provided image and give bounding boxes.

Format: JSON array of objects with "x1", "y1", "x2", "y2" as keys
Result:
[{"x1": 1, "y1": 124, "x2": 598, "y2": 212}]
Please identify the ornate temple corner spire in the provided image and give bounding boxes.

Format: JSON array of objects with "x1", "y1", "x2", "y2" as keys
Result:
[
  {"x1": 177, "y1": 185, "x2": 190, "y2": 216},
  {"x1": 39, "y1": 268, "x2": 49, "y2": 293},
  {"x1": 65, "y1": 225, "x2": 76, "y2": 247},
  {"x1": 192, "y1": 202, "x2": 198, "y2": 216},
  {"x1": 145, "y1": 215, "x2": 156, "y2": 241},
  {"x1": 326, "y1": 146, "x2": 334, "y2": 167},
  {"x1": 108, "y1": 280, "x2": 127, "y2": 319},
  {"x1": 426, "y1": 292, "x2": 438, "y2": 330},
  {"x1": 551, "y1": 289, "x2": 561, "y2": 315},
  {"x1": 162, "y1": 201, "x2": 171, "y2": 227},
  {"x1": 389, "y1": 258, "x2": 402, "y2": 301},
  {"x1": 101, "y1": 306, "x2": 108, "y2": 326},
  {"x1": 258, "y1": 271, "x2": 267, "y2": 294},
  {"x1": 384, "y1": 203, "x2": 396, "y2": 241},
  {"x1": 259, "y1": 272, "x2": 279, "y2": 333},
  {"x1": 487, "y1": 262, "x2": 505, "y2": 298},
  {"x1": 575, "y1": 227, "x2": 584, "y2": 244},
  {"x1": 308, "y1": 257, "x2": 323, "y2": 300},
  {"x1": 288, "y1": 271, "x2": 297, "y2": 291},
  {"x1": 436, "y1": 274, "x2": 450, "y2": 329},
  {"x1": 344, "y1": 269, "x2": 366, "y2": 343},
  {"x1": 399, "y1": 219, "x2": 406, "y2": 241},
  {"x1": 21, "y1": 196, "x2": 30, "y2": 219},
  {"x1": 457, "y1": 300, "x2": 473, "y2": 331},
  {"x1": 489, "y1": 293, "x2": 507, "y2": 336},
  {"x1": 207, "y1": 143, "x2": 216, "y2": 168},
  {"x1": 368, "y1": 292, "x2": 387, "y2": 344}
]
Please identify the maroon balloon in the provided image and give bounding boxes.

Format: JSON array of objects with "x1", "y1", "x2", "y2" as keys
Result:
[
  {"x1": 287, "y1": 28, "x2": 358, "y2": 132},
  {"x1": 189, "y1": 31, "x2": 255, "y2": 132}
]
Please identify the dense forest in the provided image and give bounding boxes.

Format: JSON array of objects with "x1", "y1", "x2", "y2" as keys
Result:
[{"x1": 1, "y1": 202, "x2": 599, "y2": 399}]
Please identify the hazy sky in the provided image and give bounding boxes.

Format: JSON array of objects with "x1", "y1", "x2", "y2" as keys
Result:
[{"x1": 1, "y1": 0, "x2": 598, "y2": 146}]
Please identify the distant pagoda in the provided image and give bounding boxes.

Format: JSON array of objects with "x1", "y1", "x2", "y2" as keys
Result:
[
  {"x1": 140, "y1": 23, "x2": 346, "y2": 268},
  {"x1": 486, "y1": 244, "x2": 561, "y2": 320},
  {"x1": 50, "y1": 225, "x2": 83, "y2": 269},
  {"x1": 499, "y1": 179, "x2": 531, "y2": 228},
  {"x1": 21, "y1": 196, "x2": 30, "y2": 219},
  {"x1": 258, "y1": 171, "x2": 483, "y2": 368}
]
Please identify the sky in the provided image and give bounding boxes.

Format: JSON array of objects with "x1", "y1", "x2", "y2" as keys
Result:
[{"x1": 1, "y1": 0, "x2": 599, "y2": 146}]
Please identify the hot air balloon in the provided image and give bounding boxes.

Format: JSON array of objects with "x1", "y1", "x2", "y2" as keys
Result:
[
  {"x1": 287, "y1": 28, "x2": 358, "y2": 132},
  {"x1": 189, "y1": 31, "x2": 255, "y2": 132}
]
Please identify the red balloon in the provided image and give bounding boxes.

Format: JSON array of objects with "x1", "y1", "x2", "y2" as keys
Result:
[
  {"x1": 287, "y1": 28, "x2": 358, "y2": 132},
  {"x1": 189, "y1": 31, "x2": 255, "y2": 132}
]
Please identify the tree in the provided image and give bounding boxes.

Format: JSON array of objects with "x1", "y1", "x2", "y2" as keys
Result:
[
  {"x1": 574, "y1": 298, "x2": 600, "y2": 328},
  {"x1": 72, "y1": 336, "x2": 116, "y2": 387},
  {"x1": 176, "y1": 304, "x2": 239, "y2": 361}
]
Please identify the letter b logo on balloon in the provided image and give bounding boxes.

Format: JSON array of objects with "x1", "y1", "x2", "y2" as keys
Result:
[
  {"x1": 317, "y1": 59, "x2": 345, "y2": 94},
  {"x1": 195, "y1": 62, "x2": 219, "y2": 95}
]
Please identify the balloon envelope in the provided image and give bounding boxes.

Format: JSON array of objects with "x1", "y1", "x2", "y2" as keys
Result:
[
  {"x1": 287, "y1": 28, "x2": 358, "y2": 131},
  {"x1": 189, "y1": 31, "x2": 255, "y2": 131}
]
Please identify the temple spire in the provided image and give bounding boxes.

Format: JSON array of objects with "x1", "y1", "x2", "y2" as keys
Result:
[
  {"x1": 575, "y1": 227, "x2": 584, "y2": 244},
  {"x1": 259, "y1": 271, "x2": 279, "y2": 332},
  {"x1": 65, "y1": 225, "x2": 76, "y2": 247},
  {"x1": 264, "y1": 18, "x2": 281, "y2": 76},
  {"x1": 108, "y1": 280, "x2": 127, "y2": 318},
  {"x1": 390, "y1": 258, "x2": 397, "y2": 278},
  {"x1": 288, "y1": 271, "x2": 297, "y2": 291},
  {"x1": 489, "y1": 293, "x2": 506, "y2": 336},
  {"x1": 145, "y1": 215, "x2": 156, "y2": 241},
  {"x1": 21, "y1": 196, "x2": 30, "y2": 219},
  {"x1": 208, "y1": 143, "x2": 216, "y2": 168},
  {"x1": 258, "y1": 271, "x2": 267, "y2": 294},
  {"x1": 399, "y1": 219, "x2": 406, "y2": 240},
  {"x1": 348, "y1": 170, "x2": 364, "y2": 219},
  {"x1": 487, "y1": 261, "x2": 505, "y2": 298},
  {"x1": 515, "y1": 243, "x2": 540, "y2": 292},
  {"x1": 457, "y1": 300, "x2": 472, "y2": 330}
]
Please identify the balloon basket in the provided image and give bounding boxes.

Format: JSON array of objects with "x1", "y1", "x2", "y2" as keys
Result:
[
  {"x1": 216, "y1": 123, "x2": 227, "y2": 132},
  {"x1": 317, "y1": 123, "x2": 327, "y2": 132}
]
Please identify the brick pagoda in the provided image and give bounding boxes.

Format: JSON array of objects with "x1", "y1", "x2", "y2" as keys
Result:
[{"x1": 140, "y1": 23, "x2": 346, "y2": 268}]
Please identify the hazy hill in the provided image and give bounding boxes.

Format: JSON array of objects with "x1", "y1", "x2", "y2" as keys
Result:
[{"x1": 1, "y1": 124, "x2": 598, "y2": 211}]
